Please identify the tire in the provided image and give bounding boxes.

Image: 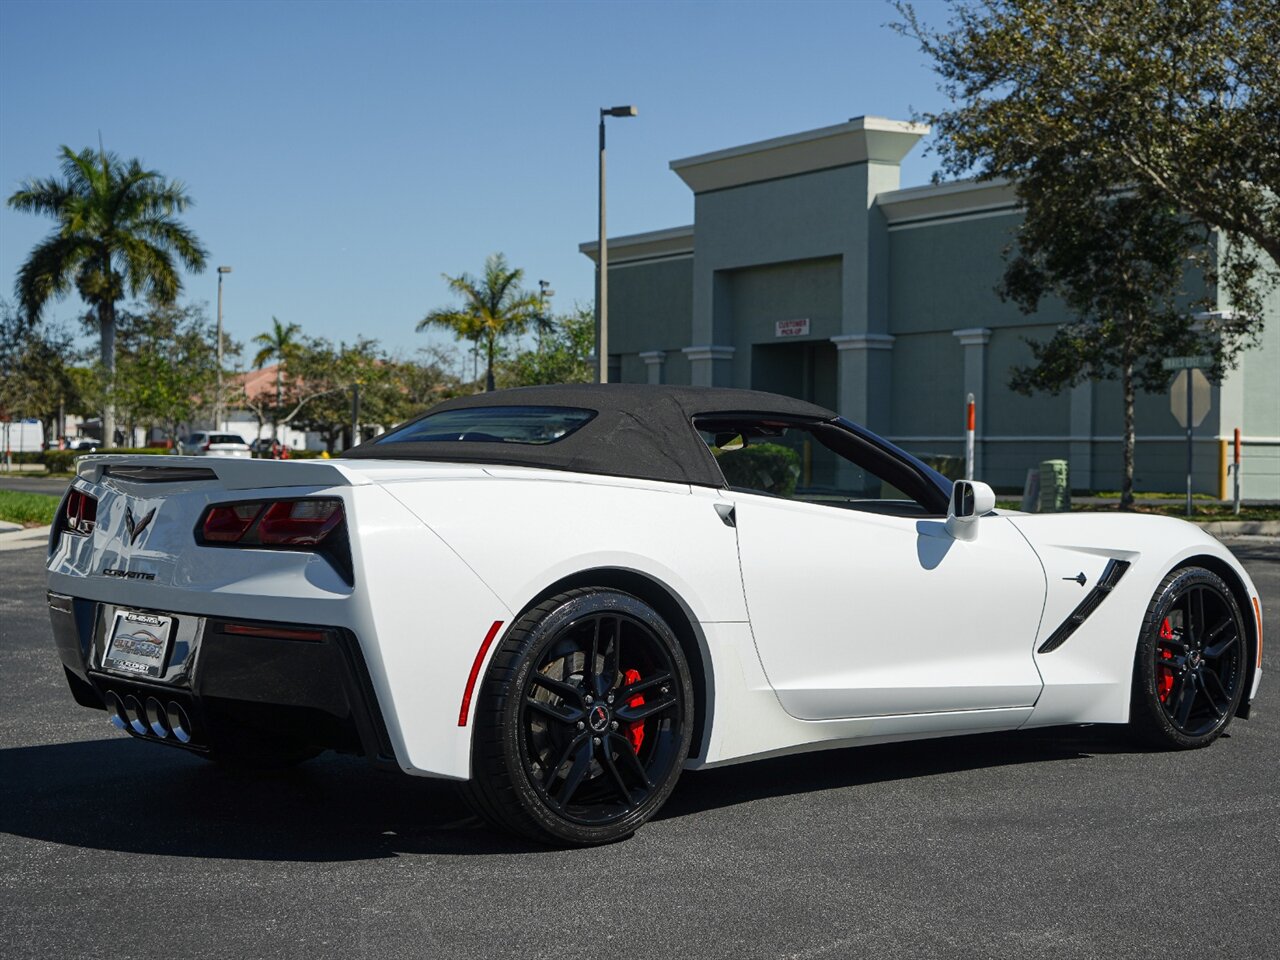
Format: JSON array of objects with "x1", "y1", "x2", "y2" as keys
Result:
[
  {"x1": 463, "y1": 588, "x2": 694, "y2": 846},
  {"x1": 1129, "y1": 566, "x2": 1247, "y2": 749}
]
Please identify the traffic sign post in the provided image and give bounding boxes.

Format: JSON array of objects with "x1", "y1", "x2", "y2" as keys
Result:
[{"x1": 1164, "y1": 356, "x2": 1213, "y2": 517}]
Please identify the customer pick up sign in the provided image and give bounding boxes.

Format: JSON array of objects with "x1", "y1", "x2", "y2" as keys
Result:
[{"x1": 775, "y1": 318, "x2": 810, "y2": 338}]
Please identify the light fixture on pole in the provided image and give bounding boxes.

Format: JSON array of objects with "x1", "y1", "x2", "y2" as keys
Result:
[
  {"x1": 216, "y1": 266, "x2": 232, "y2": 428},
  {"x1": 537, "y1": 279, "x2": 555, "y2": 353},
  {"x1": 597, "y1": 105, "x2": 637, "y2": 384}
]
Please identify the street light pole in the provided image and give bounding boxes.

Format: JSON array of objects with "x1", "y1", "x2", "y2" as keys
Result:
[
  {"x1": 597, "y1": 105, "x2": 636, "y2": 384},
  {"x1": 537, "y1": 279, "x2": 554, "y2": 353},
  {"x1": 216, "y1": 266, "x2": 232, "y2": 428}
]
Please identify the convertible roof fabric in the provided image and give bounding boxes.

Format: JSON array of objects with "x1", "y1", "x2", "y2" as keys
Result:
[{"x1": 342, "y1": 383, "x2": 836, "y2": 487}]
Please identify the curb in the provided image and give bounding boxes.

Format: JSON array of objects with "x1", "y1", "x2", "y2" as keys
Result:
[
  {"x1": 1201, "y1": 520, "x2": 1280, "y2": 537},
  {"x1": 0, "y1": 525, "x2": 51, "y2": 551}
]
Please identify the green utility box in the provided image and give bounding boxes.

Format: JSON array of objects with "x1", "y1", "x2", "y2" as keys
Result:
[{"x1": 1038, "y1": 459, "x2": 1071, "y2": 513}]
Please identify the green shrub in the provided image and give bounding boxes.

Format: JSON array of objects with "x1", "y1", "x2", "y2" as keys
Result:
[
  {"x1": 0, "y1": 490, "x2": 61, "y2": 526},
  {"x1": 714, "y1": 442, "x2": 801, "y2": 496},
  {"x1": 41, "y1": 450, "x2": 77, "y2": 474}
]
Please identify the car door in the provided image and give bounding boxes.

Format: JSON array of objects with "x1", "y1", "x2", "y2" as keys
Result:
[{"x1": 702, "y1": 418, "x2": 1047, "y2": 721}]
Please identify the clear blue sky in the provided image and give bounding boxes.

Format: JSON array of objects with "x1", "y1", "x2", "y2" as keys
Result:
[{"x1": 0, "y1": 0, "x2": 950, "y2": 366}]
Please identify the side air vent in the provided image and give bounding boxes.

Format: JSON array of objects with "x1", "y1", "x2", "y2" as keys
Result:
[
  {"x1": 1037, "y1": 559, "x2": 1132, "y2": 654},
  {"x1": 103, "y1": 465, "x2": 218, "y2": 483}
]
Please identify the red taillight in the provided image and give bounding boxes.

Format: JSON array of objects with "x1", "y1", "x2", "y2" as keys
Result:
[
  {"x1": 203, "y1": 441, "x2": 211, "y2": 451},
  {"x1": 197, "y1": 498, "x2": 344, "y2": 548},
  {"x1": 201, "y1": 503, "x2": 263, "y2": 543},
  {"x1": 257, "y1": 499, "x2": 343, "y2": 545},
  {"x1": 64, "y1": 489, "x2": 98, "y2": 535}
]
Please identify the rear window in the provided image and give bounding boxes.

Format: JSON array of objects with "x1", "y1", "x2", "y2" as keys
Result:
[
  {"x1": 377, "y1": 406, "x2": 595, "y2": 446},
  {"x1": 209, "y1": 434, "x2": 247, "y2": 445}
]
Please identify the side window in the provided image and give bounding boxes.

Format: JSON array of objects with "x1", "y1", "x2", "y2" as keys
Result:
[{"x1": 695, "y1": 417, "x2": 942, "y2": 517}]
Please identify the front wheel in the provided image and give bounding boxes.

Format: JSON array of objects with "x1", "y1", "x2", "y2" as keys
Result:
[
  {"x1": 1130, "y1": 566, "x2": 1247, "y2": 749},
  {"x1": 463, "y1": 588, "x2": 694, "y2": 846}
]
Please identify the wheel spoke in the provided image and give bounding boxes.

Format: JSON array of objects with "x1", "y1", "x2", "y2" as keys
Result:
[
  {"x1": 540, "y1": 731, "x2": 588, "y2": 794},
  {"x1": 531, "y1": 671, "x2": 583, "y2": 703},
  {"x1": 599, "y1": 746, "x2": 634, "y2": 808},
  {"x1": 525, "y1": 697, "x2": 585, "y2": 726},
  {"x1": 555, "y1": 740, "x2": 594, "y2": 807},
  {"x1": 1204, "y1": 632, "x2": 1240, "y2": 660},
  {"x1": 1203, "y1": 616, "x2": 1234, "y2": 646},
  {"x1": 1201, "y1": 668, "x2": 1230, "y2": 716},
  {"x1": 615, "y1": 695, "x2": 678, "y2": 723},
  {"x1": 615, "y1": 672, "x2": 673, "y2": 704},
  {"x1": 602, "y1": 617, "x2": 621, "y2": 691},
  {"x1": 1174, "y1": 674, "x2": 1199, "y2": 727},
  {"x1": 1188, "y1": 588, "x2": 1207, "y2": 644},
  {"x1": 609, "y1": 732, "x2": 652, "y2": 789}
]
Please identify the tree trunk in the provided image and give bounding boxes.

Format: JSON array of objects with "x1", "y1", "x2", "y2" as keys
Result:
[
  {"x1": 100, "y1": 299, "x2": 116, "y2": 449},
  {"x1": 1121, "y1": 360, "x2": 1136, "y2": 510},
  {"x1": 485, "y1": 336, "x2": 496, "y2": 392}
]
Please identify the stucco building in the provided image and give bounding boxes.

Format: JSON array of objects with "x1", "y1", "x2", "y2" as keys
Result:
[{"x1": 580, "y1": 117, "x2": 1280, "y2": 498}]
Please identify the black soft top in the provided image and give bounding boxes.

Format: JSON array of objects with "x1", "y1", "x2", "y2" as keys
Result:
[{"x1": 342, "y1": 383, "x2": 836, "y2": 487}]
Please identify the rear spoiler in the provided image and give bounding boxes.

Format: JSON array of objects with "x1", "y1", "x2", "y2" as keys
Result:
[{"x1": 74, "y1": 454, "x2": 373, "y2": 491}]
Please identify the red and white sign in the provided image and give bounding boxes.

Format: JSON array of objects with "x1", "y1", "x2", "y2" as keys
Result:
[{"x1": 775, "y1": 318, "x2": 810, "y2": 338}]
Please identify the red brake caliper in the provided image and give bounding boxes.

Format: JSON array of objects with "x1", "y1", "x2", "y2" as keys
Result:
[
  {"x1": 1157, "y1": 617, "x2": 1175, "y2": 702},
  {"x1": 622, "y1": 668, "x2": 645, "y2": 753}
]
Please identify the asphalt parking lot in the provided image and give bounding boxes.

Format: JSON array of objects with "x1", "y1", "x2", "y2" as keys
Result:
[{"x1": 1, "y1": 541, "x2": 1277, "y2": 960}]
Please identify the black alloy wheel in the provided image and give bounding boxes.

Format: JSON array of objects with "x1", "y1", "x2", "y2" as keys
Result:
[
  {"x1": 1130, "y1": 566, "x2": 1248, "y2": 749},
  {"x1": 463, "y1": 588, "x2": 694, "y2": 846}
]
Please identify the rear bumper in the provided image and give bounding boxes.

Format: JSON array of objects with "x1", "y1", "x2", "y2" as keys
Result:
[{"x1": 49, "y1": 591, "x2": 394, "y2": 762}]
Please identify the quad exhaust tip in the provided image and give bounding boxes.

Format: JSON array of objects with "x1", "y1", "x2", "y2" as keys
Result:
[
  {"x1": 104, "y1": 690, "x2": 127, "y2": 731},
  {"x1": 145, "y1": 697, "x2": 169, "y2": 738},
  {"x1": 123, "y1": 695, "x2": 148, "y2": 735},
  {"x1": 104, "y1": 691, "x2": 194, "y2": 745}
]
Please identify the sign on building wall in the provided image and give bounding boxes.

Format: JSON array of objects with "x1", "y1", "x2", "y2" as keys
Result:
[{"x1": 775, "y1": 318, "x2": 810, "y2": 338}]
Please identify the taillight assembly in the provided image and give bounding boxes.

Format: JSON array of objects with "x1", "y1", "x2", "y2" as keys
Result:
[
  {"x1": 63, "y1": 489, "x2": 98, "y2": 535},
  {"x1": 195, "y1": 497, "x2": 352, "y2": 583}
]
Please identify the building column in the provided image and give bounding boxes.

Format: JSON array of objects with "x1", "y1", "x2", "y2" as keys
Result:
[
  {"x1": 639, "y1": 350, "x2": 666, "y2": 385},
  {"x1": 952, "y1": 328, "x2": 991, "y2": 478},
  {"x1": 830, "y1": 334, "x2": 895, "y2": 430},
  {"x1": 1068, "y1": 380, "x2": 1093, "y2": 493},
  {"x1": 682, "y1": 345, "x2": 735, "y2": 387}
]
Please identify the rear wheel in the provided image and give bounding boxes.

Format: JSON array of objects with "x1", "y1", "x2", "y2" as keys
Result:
[
  {"x1": 1130, "y1": 566, "x2": 1247, "y2": 749},
  {"x1": 463, "y1": 588, "x2": 694, "y2": 846}
]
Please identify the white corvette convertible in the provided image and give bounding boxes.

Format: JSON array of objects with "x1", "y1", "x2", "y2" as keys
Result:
[{"x1": 47, "y1": 385, "x2": 1263, "y2": 845}]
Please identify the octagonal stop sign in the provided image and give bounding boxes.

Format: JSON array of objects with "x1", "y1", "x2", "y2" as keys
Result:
[{"x1": 1171, "y1": 368, "x2": 1211, "y2": 428}]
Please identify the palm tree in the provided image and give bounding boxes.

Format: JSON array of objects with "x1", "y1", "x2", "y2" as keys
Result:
[
  {"x1": 417, "y1": 253, "x2": 545, "y2": 392},
  {"x1": 7, "y1": 145, "x2": 207, "y2": 448},
  {"x1": 252, "y1": 317, "x2": 302, "y2": 445}
]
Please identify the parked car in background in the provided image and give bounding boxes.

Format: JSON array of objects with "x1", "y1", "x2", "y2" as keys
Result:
[
  {"x1": 63, "y1": 436, "x2": 101, "y2": 451},
  {"x1": 183, "y1": 432, "x2": 251, "y2": 458}
]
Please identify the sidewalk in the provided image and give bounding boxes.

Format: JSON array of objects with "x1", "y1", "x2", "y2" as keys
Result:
[{"x1": 0, "y1": 522, "x2": 51, "y2": 551}]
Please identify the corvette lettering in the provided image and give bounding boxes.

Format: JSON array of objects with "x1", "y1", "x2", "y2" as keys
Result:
[{"x1": 102, "y1": 568, "x2": 156, "y2": 581}]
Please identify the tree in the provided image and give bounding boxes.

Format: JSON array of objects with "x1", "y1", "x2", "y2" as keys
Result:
[
  {"x1": 289, "y1": 337, "x2": 397, "y2": 451},
  {"x1": 496, "y1": 307, "x2": 596, "y2": 388},
  {"x1": 896, "y1": 0, "x2": 1277, "y2": 301},
  {"x1": 106, "y1": 297, "x2": 236, "y2": 446},
  {"x1": 0, "y1": 299, "x2": 81, "y2": 446},
  {"x1": 252, "y1": 317, "x2": 302, "y2": 443},
  {"x1": 417, "y1": 253, "x2": 545, "y2": 392},
  {"x1": 7, "y1": 145, "x2": 208, "y2": 447},
  {"x1": 896, "y1": 0, "x2": 1275, "y2": 504}
]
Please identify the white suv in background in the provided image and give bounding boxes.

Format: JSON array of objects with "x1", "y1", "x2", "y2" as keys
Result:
[{"x1": 183, "y1": 432, "x2": 251, "y2": 457}]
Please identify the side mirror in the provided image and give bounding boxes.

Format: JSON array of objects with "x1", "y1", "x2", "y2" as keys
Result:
[{"x1": 946, "y1": 480, "x2": 996, "y2": 541}]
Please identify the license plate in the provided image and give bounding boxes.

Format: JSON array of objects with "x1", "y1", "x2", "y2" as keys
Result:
[{"x1": 103, "y1": 610, "x2": 174, "y2": 678}]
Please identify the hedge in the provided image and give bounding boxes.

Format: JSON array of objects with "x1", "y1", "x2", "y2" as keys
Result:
[
  {"x1": 42, "y1": 446, "x2": 173, "y2": 474},
  {"x1": 714, "y1": 442, "x2": 801, "y2": 497}
]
